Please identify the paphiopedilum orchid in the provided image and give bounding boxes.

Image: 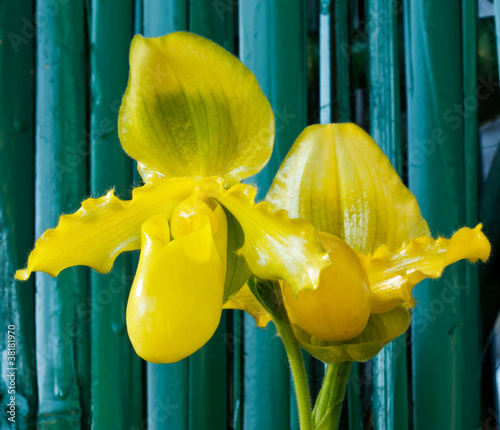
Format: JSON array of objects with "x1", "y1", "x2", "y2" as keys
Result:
[
  {"x1": 15, "y1": 32, "x2": 331, "y2": 363},
  {"x1": 228, "y1": 122, "x2": 490, "y2": 365}
]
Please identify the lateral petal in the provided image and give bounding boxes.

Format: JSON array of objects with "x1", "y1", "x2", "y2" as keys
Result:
[
  {"x1": 119, "y1": 32, "x2": 274, "y2": 185},
  {"x1": 222, "y1": 283, "x2": 272, "y2": 328},
  {"x1": 126, "y1": 212, "x2": 225, "y2": 363},
  {"x1": 266, "y1": 123, "x2": 430, "y2": 253},
  {"x1": 212, "y1": 182, "x2": 331, "y2": 296},
  {"x1": 15, "y1": 178, "x2": 196, "y2": 280},
  {"x1": 358, "y1": 225, "x2": 491, "y2": 313}
]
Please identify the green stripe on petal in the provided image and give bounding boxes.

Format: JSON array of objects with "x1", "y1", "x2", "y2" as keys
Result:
[
  {"x1": 213, "y1": 182, "x2": 331, "y2": 296},
  {"x1": 266, "y1": 123, "x2": 430, "y2": 253},
  {"x1": 119, "y1": 32, "x2": 274, "y2": 185},
  {"x1": 15, "y1": 178, "x2": 196, "y2": 280}
]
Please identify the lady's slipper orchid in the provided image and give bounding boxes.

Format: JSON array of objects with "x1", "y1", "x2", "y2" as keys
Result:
[
  {"x1": 15, "y1": 32, "x2": 331, "y2": 363},
  {"x1": 232, "y1": 123, "x2": 490, "y2": 362}
]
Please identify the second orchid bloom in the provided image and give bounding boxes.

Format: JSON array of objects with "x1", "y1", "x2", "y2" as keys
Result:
[{"x1": 16, "y1": 32, "x2": 490, "y2": 365}]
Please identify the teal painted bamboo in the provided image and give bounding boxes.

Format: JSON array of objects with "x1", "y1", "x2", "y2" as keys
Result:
[
  {"x1": 239, "y1": 1, "x2": 307, "y2": 429},
  {"x1": 462, "y1": 1, "x2": 482, "y2": 428},
  {"x1": 320, "y1": 0, "x2": 332, "y2": 125},
  {"x1": 334, "y1": 0, "x2": 350, "y2": 123},
  {"x1": 141, "y1": 2, "x2": 189, "y2": 429},
  {"x1": 35, "y1": 1, "x2": 89, "y2": 428},
  {"x1": 187, "y1": 3, "x2": 233, "y2": 427},
  {"x1": 347, "y1": 364, "x2": 363, "y2": 430},
  {"x1": 89, "y1": 1, "x2": 143, "y2": 429},
  {"x1": 232, "y1": 310, "x2": 243, "y2": 430},
  {"x1": 366, "y1": 1, "x2": 408, "y2": 429},
  {"x1": 404, "y1": 2, "x2": 478, "y2": 429},
  {"x1": 144, "y1": 0, "x2": 187, "y2": 37},
  {"x1": 495, "y1": 0, "x2": 500, "y2": 78},
  {"x1": 0, "y1": 2, "x2": 36, "y2": 428},
  {"x1": 240, "y1": 0, "x2": 308, "y2": 196},
  {"x1": 189, "y1": 0, "x2": 234, "y2": 51}
]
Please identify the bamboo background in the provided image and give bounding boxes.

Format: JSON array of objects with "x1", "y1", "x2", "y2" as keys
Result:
[{"x1": 1, "y1": 0, "x2": 500, "y2": 429}]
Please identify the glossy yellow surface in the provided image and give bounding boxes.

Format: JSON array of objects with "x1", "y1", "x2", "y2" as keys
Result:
[
  {"x1": 282, "y1": 233, "x2": 371, "y2": 341},
  {"x1": 126, "y1": 209, "x2": 225, "y2": 363}
]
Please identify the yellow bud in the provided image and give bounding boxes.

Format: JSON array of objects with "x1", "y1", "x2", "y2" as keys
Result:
[{"x1": 282, "y1": 233, "x2": 371, "y2": 341}]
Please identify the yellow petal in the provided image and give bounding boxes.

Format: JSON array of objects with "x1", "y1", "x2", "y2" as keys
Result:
[
  {"x1": 266, "y1": 123, "x2": 430, "y2": 254},
  {"x1": 119, "y1": 32, "x2": 274, "y2": 185},
  {"x1": 15, "y1": 178, "x2": 196, "y2": 281},
  {"x1": 208, "y1": 181, "x2": 331, "y2": 296},
  {"x1": 281, "y1": 233, "x2": 371, "y2": 341},
  {"x1": 126, "y1": 211, "x2": 225, "y2": 363},
  {"x1": 358, "y1": 225, "x2": 491, "y2": 314},
  {"x1": 223, "y1": 283, "x2": 271, "y2": 328}
]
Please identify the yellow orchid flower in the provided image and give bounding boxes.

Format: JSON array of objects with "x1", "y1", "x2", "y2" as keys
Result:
[
  {"x1": 236, "y1": 122, "x2": 490, "y2": 362},
  {"x1": 15, "y1": 32, "x2": 331, "y2": 363}
]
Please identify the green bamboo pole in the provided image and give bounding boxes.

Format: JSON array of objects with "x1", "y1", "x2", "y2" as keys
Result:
[
  {"x1": 462, "y1": 1, "x2": 481, "y2": 428},
  {"x1": 144, "y1": 0, "x2": 187, "y2": 37},
  {"x1": 366, "y1": 1, "x2": 408, "y2": 429},
  {"x1": 35, "y1": 1, "x2": 89, "y2": 428},
  {"x1": 232, "y1": 310, "x2": 243, "y2": 430},
  {"x1": 404, "y1": 2, "x2": 478, "y2": 429},
  {"x1": 239, "y1": 1, "x2": 307, "y2": 429},
  {"x1": 89, "y1": 1, "x2": 143, "y2": 429},
  {"x1": 186, "y1": 2, "x2": 232, "y2": 427},
  {"x1": 141, "y1": 2, "x2": 189, "y2": 429},
  {"x1": 320, "y1": 0, "x2": 332, "y2": 125},
  {"x1": 333, "y1": 0, "x2": 350, "y2": 123},
  {"x1": 0, "y1": 2, "x2": 36, "y2": 428}
]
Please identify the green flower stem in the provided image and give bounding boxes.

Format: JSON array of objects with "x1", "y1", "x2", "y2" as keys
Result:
[
  {"x1": 273, "y1": 317, "x2": 313, "y2": 430},
  {"x1": 312, "y1": 362, "x2": 352, "y2": 430}
]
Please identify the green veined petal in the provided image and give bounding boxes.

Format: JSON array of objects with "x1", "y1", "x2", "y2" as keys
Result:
[
  {"x1": 293, "y1": 304, "x2": 410, "y2": 363},
  {"x1": 266, "y1": 123, "x2": 430, "y2": 254},
  {"x1": 15, "y1": 178, "x2": 196, "y2": 280},
  {"x1": 210, "y1": 181, "x2": 331, "y2": 296},
  {"x1": 119, "y1": 32, "x2": 274, "y2": 185},
  {"x1": 357, "y1": 224, "x2": 491, "y2": 314},
  {"x1": 222, "y1": 207, "x2": 252, "y2": 301},
  {"x1": 127, "y1": 213, "x2": 225, "y2": 363}
]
